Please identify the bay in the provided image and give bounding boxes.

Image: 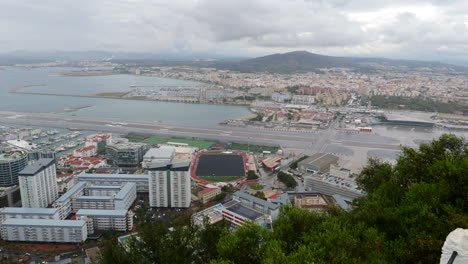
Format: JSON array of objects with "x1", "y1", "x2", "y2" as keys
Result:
[{"x1": 0, "y1": 67, "x2": 251, "y2": 126}]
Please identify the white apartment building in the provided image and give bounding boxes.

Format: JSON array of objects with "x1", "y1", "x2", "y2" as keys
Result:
[
  {"x1": 53, "y1": 181, "x2": 87, "y2": 219},
  {"x1": 18, "y1": 158, "x2": 59, "y2": 208},
  {"x1": 72, "y1": 183, "x2": 136, "y2": 211},
  {"x1": 78, "y1": 173, "x2": 150, "y2": 193},
  {"x1": 1, "y1": 218, "x2": 87, "y2": 243},
  {"x1": 148, "y1": 161, "x2": 191, "y2": 208},
  {"x1": 0, "y1": 207, "x2": 60, "y2": 223},
  {"x1": 76, "y1": 209, "x2": 134, "y2": 234}
]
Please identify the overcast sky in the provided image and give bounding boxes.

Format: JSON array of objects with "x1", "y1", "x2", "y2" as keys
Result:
[{"x1": 2, "y1": 0, "x2": 468, "y2": 61}]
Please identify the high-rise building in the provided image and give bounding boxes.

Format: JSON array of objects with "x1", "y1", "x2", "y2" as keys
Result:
[
  {"x1": 148, "y1": 161, "x2": 191, "y2": 208},
  {"x1": 0, "y1": 151, "x2": 28, "y2": 186},
  {"x1": 18, "y1": 158, "x2": 59, "y2": 208}
]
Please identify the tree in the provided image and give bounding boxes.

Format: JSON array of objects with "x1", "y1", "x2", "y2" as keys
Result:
[{"x1": 247, "y1": 170, "x2": 259, "y2": 180}]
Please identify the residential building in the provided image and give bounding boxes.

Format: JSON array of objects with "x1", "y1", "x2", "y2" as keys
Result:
[
  {"x1": 78, "y1": 173, "x2": 150, "y2": 193},
  {"x1": 198, "y1": 188, "x2": 221, "y2": 204},
  {"x1": 0, "y1": 151, "x2": 28, "y2": 186},
  {"x1": 18, "y1": 158, "x2": 59, "y2": 208},
  {"x1": 105, "y1": 139, "x2": 148, "y2": 167},
  {"x1": 148, "y1": 161, "x2": 191, "y2": 208},
  {"x1": 76, "y1": 209, "x2": 134, "y2": 233},
  {"x1": 73, "y1": 145, "x2": 97, "y2": 157},
  {"x1": 142, "y1": 148, "x2": 175, "y2": 168},
  {"x1": 53, "y1": 181, "x2": 87, "y2": 219},
  {"x1": 72, "y1": 183, "x2": 136, "y2": 211},
  {"x1": 0, "y1": 207, "x2": 60, "y2": 223},
  {"x1": 1, "y1": 218, "x2": 87, "y2": 243}
]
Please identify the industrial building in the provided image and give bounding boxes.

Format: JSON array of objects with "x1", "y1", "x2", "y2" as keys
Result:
[
  {"x1": 18, "y1": 158, "x2": 59, "y2": 208},
  {"x1": 148, "y1": 161, "x2": 191, "y2": 208},
  {"x1": 1, "y1": 218, "x2": 87, "y2": 243},
  {"x1": 105, "y1": 139, "x2": 148, "y2": 167},
  {"x1": 0, "y1": 151, "x2": 28, "y2": 186},
  {"x1": 297, "y1": 153, "x2": 339, "y2": 173},
  {"x1": 76, "y1": 209, "x2": 134, "y2": 233}
]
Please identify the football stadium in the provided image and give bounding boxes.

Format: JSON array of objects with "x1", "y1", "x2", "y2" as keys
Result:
[{"x1": 192, "y1": 151, "x2": 248, "y2": 182}]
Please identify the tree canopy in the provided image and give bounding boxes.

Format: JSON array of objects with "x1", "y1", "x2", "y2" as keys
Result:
[{"x1": 100, "y1": 134, "x2": 467, "y2": 264}]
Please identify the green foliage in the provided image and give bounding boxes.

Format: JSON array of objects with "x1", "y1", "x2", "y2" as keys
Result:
[
  {"x1": 289, "y1": 155, "x2": 309, "y2": 169},
  {"x1": 250, "y1": 183, "x2": 263, "y2": 190},
  {"x1": 213, "y1": 192, "x2": 226, "y2": 202},
  {"x1": 277, "y1": 171, "x2": 297, "y2": 188},
  {"x1": 100, "y1": 134, "x2": 467, "y2": 264},
  {"x1": 247, "y1": 170, "x2": 259, "y2": 180}
]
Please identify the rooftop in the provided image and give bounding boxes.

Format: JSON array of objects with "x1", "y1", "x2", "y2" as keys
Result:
[
  {"x1": 79, "y1": 173, "x2": 149, "y2": 180},
  {"x1": 225, "y1": 202, "x2": 263, "y2": 221},
  {"x1": 55, "y1": 181, "x2": 87, "y2": 203},
  {"x1": 199, "y1": 188, "x2": 220, "y2": 195},
  {"x1": 0, "y1": 151, "x2": 27, "y2": 163},
  {"x1": 19, "y1": 158, "x2": 55, "y2": 176},
  {"x1": 75, "y1": 196, "x2": 112, "y2": 201},
  {"x1": 234, "y1": 191, "x2": 280, "y2": 210},
  {"x1": 115, "y1": 182, "x2": 136, "y2": 200},
  {"x1": 298, "y1": 153, "x2": 338, "y2": 170},
  {"x1": 143, "y1": 148, "x2": 175, "y2": 159},
  {"x1": 2, "y1": 218, "x2": 86, "y2": 228},
  {"x1": 0, "y1": 207, "x2": 59, "y2": 215}
]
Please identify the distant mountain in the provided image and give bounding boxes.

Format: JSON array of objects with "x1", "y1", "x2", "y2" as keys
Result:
[{"x1": 217, "y1": 51, "x2": 468, "y2": 73}]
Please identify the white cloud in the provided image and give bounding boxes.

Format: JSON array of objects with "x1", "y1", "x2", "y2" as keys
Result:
[{"x1": 0, "y1": 0, "x2": 468, "y2": 61}]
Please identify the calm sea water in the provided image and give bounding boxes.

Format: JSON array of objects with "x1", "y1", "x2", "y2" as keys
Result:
[{"x1": 0, "y1": 67, "x2": 251, "y2": 126}]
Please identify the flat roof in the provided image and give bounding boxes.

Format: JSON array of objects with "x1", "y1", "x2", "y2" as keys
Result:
[
  {"x1": 75, "y1": 196, "x2": 112, "y2": 201},
  {"x1": 1, "y1": 207, "x2": 59, "y2": 215},
  {"x1": 18, "y1": 158, "x2": 55, "y2": 176},
  {"x1": 87, "y1": 185, "x2": 121, "y2": 190},
  {"x1": 234, "y1": 191, "x2": 280, "y2": 210},
  {"x1": 115, "y1": 182, "x2": 136, "y2": 200},
  {"x1": 76, "y1": 209, "x2": 128, "y2": 217},
  {"x1": 55, "y1": 181, "x2": 87, "y2": 203},
  {"x1": 143, "y1": 148, "x2": 175, "y2": 159},
  {"x1": 298, "y1": 153, "x2": 338, "y2": 170},
  {"x1": 0, "y1": 151, "x2": 27, "y2": 162},
  {"x1": 79, "y1": 173, "x2": 149, "y2": 180},
  {"x1": 225, "y1": 202, "x2": 263, "y2": 221},
  {"x1": 2, "y1": 218, "x2": 86, "y2": 228}
]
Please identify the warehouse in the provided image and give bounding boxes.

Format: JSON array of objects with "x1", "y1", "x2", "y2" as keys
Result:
[{"x1": 297, "y1": 153, "x2": 338, "y2": 173}]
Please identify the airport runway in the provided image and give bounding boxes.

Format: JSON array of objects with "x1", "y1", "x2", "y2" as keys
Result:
[{"x1": 0, "y1": 110, "x2": 402, "y2": 152}]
